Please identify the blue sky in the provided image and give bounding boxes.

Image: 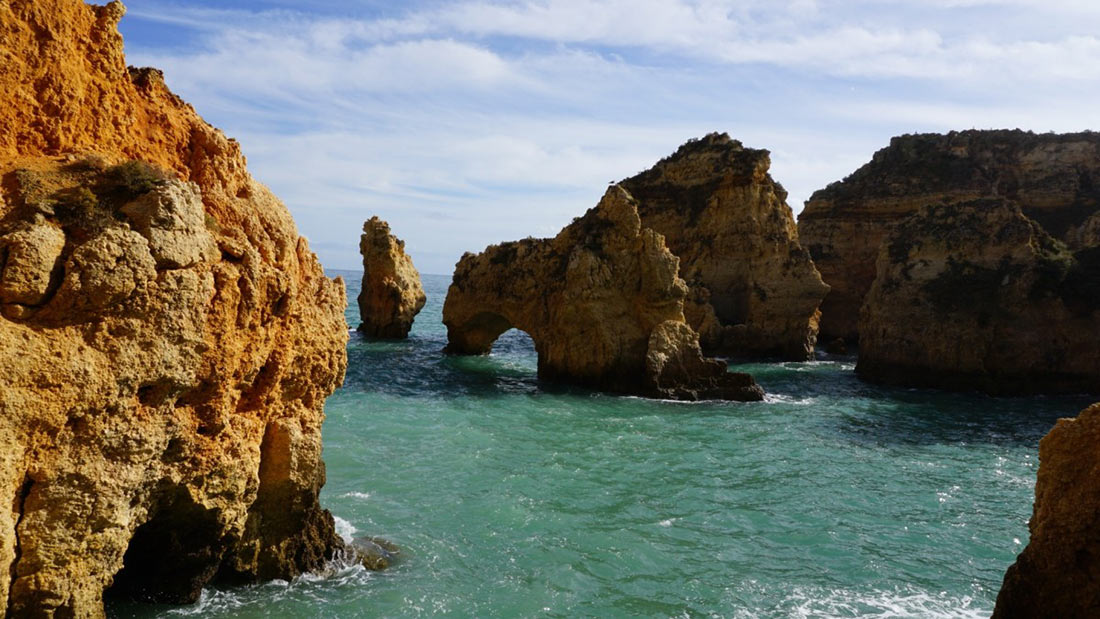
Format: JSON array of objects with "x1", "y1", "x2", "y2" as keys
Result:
[{"x1": 118, "y1": 0, "x2": 1100, "y2": 273}]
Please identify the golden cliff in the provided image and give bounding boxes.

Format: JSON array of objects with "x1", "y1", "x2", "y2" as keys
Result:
[
  {"x1": 0, "y1": 1, "x2": 348, "y2": 615},
  {"x1": 800, "y1": 130, "x2": 1100, "y2": 342},
  {"x1": 620, "y1": 134, "x2": 828, "y2": 360},
  {"x1": 856, "y1": 199, "x2": 1100, "y2": 394},
  {"x1": 442, "y1": 186, "x2": 764, "y2": 401},
  {"x1": 357, "y1": 216, "x2": 426, "y2": 339},
  {"x1": 994, "y1": 403, "x2": 1100, "y2": 617}
]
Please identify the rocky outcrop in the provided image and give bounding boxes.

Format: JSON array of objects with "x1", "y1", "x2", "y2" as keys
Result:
[
  {"x1": 0, "y1": 1, "x2": 348, "y2": 616},
  {"x1": 857, "y1": 199, "x2": 1100, "y2": 394},
  {"x1": 620, "y1": 133, "x2": 828, "y2": 360},
  {"x1": 443, "y1": 186, "x2": 763, "y2": 401},
  {"x1": 357, "y1": 217, "x2": 426, "y2": 339},
  {"x1": 994, "y1": 403, "x2": 1100, "y2": 617},
  {"x1": 800, "y1": 130, "x2": 1100, "y2": 342}
]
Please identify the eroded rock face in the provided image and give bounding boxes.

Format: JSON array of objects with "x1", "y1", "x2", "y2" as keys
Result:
[
  {"x1": 800, "y1": 130, "x2": 1100, "y2": 342},
  {"x1": 443, "y1": 186, "x2": 763, "y2": 401},
  {"x1": 357, "y1": 216, "x2": 426, "y2": 339},
  {"x1": 994, "y1": 403, "x2": 1100, "y2": 617},
  {"x1": 0, "y1": 1, "x2": 348, "y2": 616},
  {"x1": 857, "y1": 199, "x2": 1100, "y2": 394},
  {"x1": 620, "y1": 133, "x2": 828, "y2": 360}
]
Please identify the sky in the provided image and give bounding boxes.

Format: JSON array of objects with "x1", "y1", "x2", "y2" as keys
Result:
[{"x1": 117, "y1": 0, "x2": 1100, "y2": 273}]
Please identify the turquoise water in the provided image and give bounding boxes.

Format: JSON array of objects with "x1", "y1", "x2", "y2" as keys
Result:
[{"x1": 113, "y1": 271, "x2": 1093, "y2": 618}]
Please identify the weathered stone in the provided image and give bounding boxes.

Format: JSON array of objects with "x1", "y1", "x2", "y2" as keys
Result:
[
  {"x1": 857, "y1": 199, "x2": 1100, "y2": 394},
  {"x1": 357, "y1": 216, "x2": 426, "y2": 339},
  {"x1": 348, "y1": 536, "x2": 400, "y2": 571},
  {"x1": 0, "y1": 223, "x2": 66, "y2": 306},
  {"x1": 443, "y1": 185, "x2": 763, "y2": 401},
  {"x1": 994, "y1": 403, "x2": 1100, "y2": 617},
  {"x1": 620, "y1": 133, "x2": 828, "y2": 360},
  {"x1": 120, "y1": 180, "x2": 219, "y2": 269},
  {"x1": 800, "y1": 130, "x2": 1100, "y2": 342}
]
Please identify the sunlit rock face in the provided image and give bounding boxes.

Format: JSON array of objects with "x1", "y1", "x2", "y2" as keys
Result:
[
  {"x1": 0, "y1": 1, "x2": 348, "y2": 615},
  {"x1": 799, "y1": 130, "x2": 1100, "y2": 342},
  {"x1": 620, "y1": 133, "x2": 828, "y2": 360},
  {"x1": 994, "y1": 403, "x2": 1100, "y2": 617},
  {"x1": 442, "y1": 186, "x2": 764, "y2": 402},
  {"x1": 357, "y1": 216, "x2": 426, "y2": 339}
]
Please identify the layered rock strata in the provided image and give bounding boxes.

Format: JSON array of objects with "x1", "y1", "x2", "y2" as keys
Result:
[
  {"x1": 443, "y1": 186, "x2": 763, "y2": 401},
  {"x1": 994, "y1": 403, "x2": 1100, "y2": 617},
  {"x1": 800, "y1": 130, "x2": 1100, "y2": 341},
  {"x1": 857, "y1": 199, "x2": 1100, "y2": 394},
  {"x1": 357, "y1": 217, "x2": 426, "y2": 338},
  {"x1": 0, "y1": 1, "x2": 348, "y2": 615},
  {"x1": 620, "y1": 133, "x2": 828, "y2": 360}
]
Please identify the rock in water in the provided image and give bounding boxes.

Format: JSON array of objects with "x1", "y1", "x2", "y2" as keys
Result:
[
  {"x1": 442, "y1": 185, "x2": 763, "y2": 402},
  {"x1": 994, "y1": 403, "x2": 1100, "y2": 617},
  {"x1": 856, "y1": 199, "x2": 1100, "y2": 394},
  {"x1": 620, "y1": 133, "x2": 828, "y2": 360},
  {"x1": 357, "y1": 217, "x2": 427, "y2": 339},
  {"x1": 0, "y1": 1, "x2": 348, "y2": 615},
  {"x1": 800, "y1": 130, "x2": 1100, "y2": 342}
]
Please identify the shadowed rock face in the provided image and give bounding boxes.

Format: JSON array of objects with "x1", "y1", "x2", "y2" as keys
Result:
[
  {"x1": 856, "y1": 199, "x2": 1100, "y2": 395},
  {"x1": 800, "y1": 130, "x2": 1100, "y2": 342},
  {"x1": 443, "y1": 186, "x2": 763, "y2": 401},
  {"x1": 0, "y1": 1, "x2": 347, "y2": 616},
  {"x1": 994, "y1": 403, "x2": 1100, "y2": 617},
  {"x1": 357, "y1": 216, "x2": 426, "y2": 339},
  {"x1": 620, "y1": 133, "x2": 828, "y2": 360}
]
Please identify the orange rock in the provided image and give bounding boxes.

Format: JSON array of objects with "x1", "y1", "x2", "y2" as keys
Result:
[{"x1": 357, "y1": 217, "x2": 426, "y2": 339}]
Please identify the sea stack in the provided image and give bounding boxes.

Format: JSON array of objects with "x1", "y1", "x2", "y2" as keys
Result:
[
  {"x1": 0, "y1": 1, "x2": 348, "y2": 615},
  {"x1": 620, "y1": 133, "x2": 828, "y2": 360},
  {"x1": 994, "y1": 403, "x2": 1100, "y2": 617},
  {"x1": 357, "y1": 216, "x2": 426, "y2": 338},
  {"x1": 443, "y1": 186, "x2": 764, "y2": 401},
  {"x1": 799, "y1": 130, "x2": 1100, "y2": 342}
]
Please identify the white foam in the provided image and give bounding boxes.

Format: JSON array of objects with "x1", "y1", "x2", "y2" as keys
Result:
[
  {"x1": 340, "y1": 491, "x2": 372, "y2": 500},
  {"x1": 742, "y1": 585, "x2": 990, "y2": 619},
  {"x1": 333, "y1": 515, "x2": 357, "y2": 543}
]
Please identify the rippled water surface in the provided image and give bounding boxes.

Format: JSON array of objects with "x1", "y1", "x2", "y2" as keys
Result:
[{"x1": 111, "y1": 271, "x2": 1093, "y2": 618}]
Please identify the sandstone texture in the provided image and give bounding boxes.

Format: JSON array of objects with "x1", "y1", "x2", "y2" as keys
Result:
[
  {"x1": 620, "y1": 133, "x2": 828, "y2": 360},
  {"x1": 0, "y1": 1, "x2": 349, "y2": 615},
  {"x1": 443, "y1": 186, "x2": 763, "y2": 401},
  {"x1": 357, "y1": 216, "x2": 426, "y2": 339},
  {"x1": 994, "y1": 403, "x2": 1100, "y2": 617},
  {"x1": 800, "y1": 130, "x2": 1100, "y2": 342},
  {"x1": 857, "y1": 199, "x2": 1100, "y2": 394}
]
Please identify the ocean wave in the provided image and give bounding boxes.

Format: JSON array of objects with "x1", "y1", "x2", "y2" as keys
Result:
[{"x1": 734, "y1": 585, "x2": 989, "y2": 619}]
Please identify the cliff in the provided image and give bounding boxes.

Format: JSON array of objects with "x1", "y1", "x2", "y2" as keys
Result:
[
  {"x1": 620, "y1": 133, "x2": 828, "y2": 360},
  {"x1": 857, "y1": 199, "x2": 1100, "y2": 394},
  {"x1": 357, "y1": 217, "x2": 426, "y2": 339},
  {"x1": 443, "y1": 186, "x2": 764, "y2": 401},
  {"x1": 0, "y1": 1, "x2": 348, "y2": 615},
  {"x1": 994, "y1": 403, "x2": 1100, "y2": 617},
  {"x1": 799, "y1": 130, "x2": 1100, "y2": 341}
]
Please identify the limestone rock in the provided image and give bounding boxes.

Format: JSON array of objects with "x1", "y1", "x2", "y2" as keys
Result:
[
  {"x1": 620, "y1": 133, "x2": 828, "y2": 360},
  {"x1": 857, "y1": 199, "x2": 1100, "y2": 394},
  {"x1": 0, "y1": 1, "x2": 348, "y2": 616},
  {"x1": 357, "y1": 216, "x2": 426, "y2": 339},
  {"x1": 994, "y1": 403, "x2": 1100, "y2": 617},
  {"x1": 800, "y1": 130, "x2": 1100, "y2": 342},
  {"x1": 443, "y1": 185, "x2": 763, "y2": 401}
]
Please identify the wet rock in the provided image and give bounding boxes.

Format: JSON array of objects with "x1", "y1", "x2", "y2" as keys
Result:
[{"x1": 349, "y1": 536, "x2": 400, "y2": 571}]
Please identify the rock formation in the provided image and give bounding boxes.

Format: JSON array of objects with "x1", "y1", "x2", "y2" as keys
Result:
[
  {"x1": 357, "y1": 217, "x2": 426, "y2": 338},
  {"x1": 857, "y1": 199, "x2": 1100, "y2": 394},
  {"x1": 620, "y1": 133, "x2": 828, "y2": 360},
  {"x1": 994, "y1": 403, "x2": 1100, "y2": 617},
  {"x1": 443, "y1": 186, "x2": 763, "y2": 401},
  {"x1": 800, "y1": 130, "x2": 1100, "y2": 342},
  {"x1": 0, "y1": 1, "x2": 349, "y2": 615}
]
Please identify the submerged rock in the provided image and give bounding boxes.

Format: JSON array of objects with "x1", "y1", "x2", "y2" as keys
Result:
[
  {"x1": 799, "y1": 130, "x2": 1100, "y2": 342},
  {"x1": 994, "y1": 403, "x2": 1100, "y2": 617},
  {"x1": 357, "y1": 216, "x2": 427, "y2": 339},
  {"x1": 857, "y1": 199, "x2": 1100, "y2": 394},
  {"x1": 349, "y1": 536, "x2": 401, "y2": 571},
  {"x1": 620, "y1": 133, "x2": 828, "y2": 360},
  {"x1": 443, "y1": 185, "x2": 763, "y2": 401},
  {"x1": 0, "y1": 1, "x2": 348, "y2": 615}
]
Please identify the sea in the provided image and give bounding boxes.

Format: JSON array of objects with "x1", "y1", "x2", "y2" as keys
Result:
[{"x1": 109, "y1": 271, "x2": 1093, "y2": 618}]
